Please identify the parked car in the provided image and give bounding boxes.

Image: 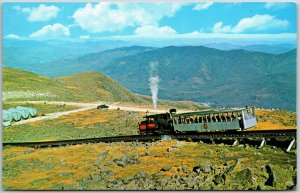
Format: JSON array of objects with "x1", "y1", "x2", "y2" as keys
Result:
[{"x1": 97, "y1": 104, "x2": 109, "y2": 109}]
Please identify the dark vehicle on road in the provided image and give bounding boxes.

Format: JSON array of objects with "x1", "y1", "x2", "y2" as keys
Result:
[{"x1": 97, "y1": 104, "x2": 109, "y2": 109}]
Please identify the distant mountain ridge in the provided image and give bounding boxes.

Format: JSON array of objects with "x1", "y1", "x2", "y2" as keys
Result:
[
  {"x1": 2, "y1": 41, "x2": 296, "y2": 111},
  {"x1": 98, "y1": 46, "x2": 295, "y2": 111},
  {"x1": 204, "y1": 43, "x2": 295, "y2": 54},
  {"x1": 36, "y1": 46, "x2": 156, "y2": 77},
  {"x1": 3, "y1": 39, "x2": 295, "y2": 75}
]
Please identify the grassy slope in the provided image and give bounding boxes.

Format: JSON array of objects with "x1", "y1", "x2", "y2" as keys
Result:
[
  {"x1": 3, "y1": 109, "x2": 143, "y2": 142},
  {"x1": 3, "y1": 68, "x2": 205, "y2": 109},
  {"x1": 57, "y1": 71, "x2": 146, "y2": 103},
  {"x1": 3, "y1": 68, "x2": 141, "y2": 102},
  {"x1": 3, "y1": 68, "x2": 77, "y2": 102},
  {"x1": 3, "y1": 67, "x2": 144, "y2": 102}
]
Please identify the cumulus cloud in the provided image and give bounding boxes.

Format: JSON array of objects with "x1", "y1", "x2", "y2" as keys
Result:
[
  {"x1": 13, "y1": 4, "x2": 59, "y2": 22},
  {"x1": 264, "y1": 2, "x2": 289, "y2": 10},
  {"x1": 30, "y1": 23, "x2": 70, "y2": 38},
  {"x1": 212, "y1": 14, "x2": 289, "y2": 33},
  {"x1": 72, "y1": 2, "x2": 185, "y2": 33},
  {"x1": 134, "y1": 25, "x2": 176, "y2": 37},
  {"x1": 5, "y1": 34, "x2": 21, "y2": 39},
  {"x1": 193, "y1": 2, "x2": 214, "y2": 11}
]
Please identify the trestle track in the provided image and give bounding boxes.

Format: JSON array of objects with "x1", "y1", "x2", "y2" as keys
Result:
[{"x1": 3, "y1": 129, "x2": 296, "y2": 149}]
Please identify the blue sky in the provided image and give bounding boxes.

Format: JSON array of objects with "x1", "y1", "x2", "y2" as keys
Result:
[{"x1": 2, "y1": 2, "x2": 296, "y2": 43}]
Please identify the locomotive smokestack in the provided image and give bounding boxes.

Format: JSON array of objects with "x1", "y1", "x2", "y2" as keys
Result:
[{"x1": 149, "y1": 62, "x2": 159, "y2": 109}]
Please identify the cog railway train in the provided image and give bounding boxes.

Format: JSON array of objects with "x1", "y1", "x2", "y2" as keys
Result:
[{"x1": 138, "y1": 107, "x2": 257, "y2": 135}]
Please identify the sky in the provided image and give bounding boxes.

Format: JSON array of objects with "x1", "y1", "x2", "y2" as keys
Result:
[{"x1": 2, "y1": 2, "x2": 297, "y2": 44}]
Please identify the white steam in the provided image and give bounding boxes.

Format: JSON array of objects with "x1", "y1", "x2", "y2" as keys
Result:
[{"x1": 149, "y1": 62, "x2": 159, "y2": 109}]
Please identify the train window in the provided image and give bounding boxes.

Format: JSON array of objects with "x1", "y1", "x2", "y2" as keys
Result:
[
  {"x1": 195, "y1": 117, "x2": 199, "y2": 123},
  {"x1": 207, "y1": 115, "x2": 211, "y2": 122},
  {"x1": 231, "y1": 113, "x2": 235, "y2": 120},
  {"x1": 221, "y1": 114, "x2": 226, "y2": 122},
  {"x1": 216, "y1": 114, "x2": 221, "y2": 122},
  {"x1": 226, "y1": 113, "x2": 231, "y2": 121},
  {"x1": 189, "y1": 118, "x2": 193, "y2": 124},
  {"x1": 212, "y1": 115, "x2": 216, "y2": 122},
  {"x1": 186, "y1": 118, "x2": 190, "y2": 124}
]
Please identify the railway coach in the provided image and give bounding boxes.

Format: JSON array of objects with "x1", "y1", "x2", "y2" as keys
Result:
[{"x1": 138, "y1": 107, "x2": 257, "y2": 135}]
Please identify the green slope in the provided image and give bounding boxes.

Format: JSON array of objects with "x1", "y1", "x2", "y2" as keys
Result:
[
  {"x1": 2, "y1": 68, "x2": 145, "y2": 103},
  {"x1": 3, "y1": 68, "x2": 206, "y2": 110},
  {"x1": 57, "y1": 71, "x2": 146, "y2": 103}
]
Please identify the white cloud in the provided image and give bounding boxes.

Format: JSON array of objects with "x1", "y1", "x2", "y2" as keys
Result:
[
  {"x1": 79, "y1": 35, "x2": 90, "y2": 39},
  {"x1": 109, "y1": 32, "x2": 296, "y2": 45},
  {"x1": 13, "y1": 4, "x2": 59, "y2": 22},
  {"x1": 265, "y1": 3, "x2": 289, "y2": 10},
  {"x1": 5, "y1": 34, "x2": 21, "y2": 39},
  {"x1": 30, "y1": 23, "x2": 70, "y2": 38},
  {"x1": 134, "y1": 25, "x2": 176, "y2": 37},
  {"x1": 193, "y1": 2, "x2": 213, "y2": 11},
  {"x1": 213, "y1": 22, "x2": 233, "y2": 33},
  {"x1": 212, "y1": 14, "x2": 289, "y2": 33},
  {"x1": 72, "y1": 2, "x2": 185, "y2": 33},
  {"x1": 13, "y1": 6, "x2": 30, "y2": 13}
]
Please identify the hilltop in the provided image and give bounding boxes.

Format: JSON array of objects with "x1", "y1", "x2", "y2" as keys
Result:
[
  {"x1": 2, "y1": 68, "x2": 146, "y2": 103},
  {"x1": 3, "y1": 68, "x2": 205, "y2": 110}
]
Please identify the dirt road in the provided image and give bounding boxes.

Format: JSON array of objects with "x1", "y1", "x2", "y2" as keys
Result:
[
  {"x1": 13, "y1": 106, "x2": 96, "y2": 125},
  {"x1": 20, "y1": 101, "x2": 171, "y2": 113},
  {"x1": 12, "y1": 101, "x2": 176, "y2": 125}
]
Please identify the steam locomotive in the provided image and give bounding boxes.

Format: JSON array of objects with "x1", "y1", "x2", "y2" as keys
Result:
[{"x1": 138, "y1": 107, "x2": 257, "y2": 135}]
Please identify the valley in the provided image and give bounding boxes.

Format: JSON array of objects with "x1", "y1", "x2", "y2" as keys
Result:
[{"x1": 3, "y1": 41, "x2": 296, "y2": 111}]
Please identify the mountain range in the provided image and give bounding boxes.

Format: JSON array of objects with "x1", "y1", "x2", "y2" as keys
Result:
[
  {"x1": 101, "y1": 46, "x2": 296, "y2": 111},
  {"x1": 3, "y1": 40, "x2": 296, "y2": 111}
]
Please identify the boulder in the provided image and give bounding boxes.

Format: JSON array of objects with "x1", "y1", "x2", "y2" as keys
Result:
[
  {"x1": 167, "y1": 147, "x2": 180, "y2": 152},
  {"x1": 113, "y1": 154, "x2": 141, "y2": 167},
  {"x1": 199, "y1": 161, "x2": 212, "y2": 173}
]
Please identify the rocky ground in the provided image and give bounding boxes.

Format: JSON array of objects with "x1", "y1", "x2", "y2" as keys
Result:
[{"x1": 3, "y1": 140, "x2": 296, "y2": 190}]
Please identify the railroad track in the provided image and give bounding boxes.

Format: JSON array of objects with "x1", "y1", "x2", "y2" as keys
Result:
[{"x1": 3, "y1": 129, "x2": 296, "y2": 149}]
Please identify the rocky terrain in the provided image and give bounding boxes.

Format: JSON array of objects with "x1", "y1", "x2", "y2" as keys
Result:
[{"x1": 3, "y1": 140, "x2": 296, "y2": 190}]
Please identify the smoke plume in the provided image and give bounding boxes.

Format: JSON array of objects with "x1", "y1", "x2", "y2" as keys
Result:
[{"x1": 149, "y1": 62, "x2": 159, "y2": 109}]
